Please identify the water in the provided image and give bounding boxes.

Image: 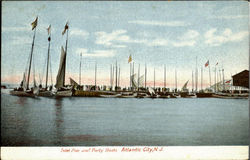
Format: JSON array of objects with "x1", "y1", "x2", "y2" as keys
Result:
[{"x1": 1, "y1": 90, "x2": 249, "y2": 146}]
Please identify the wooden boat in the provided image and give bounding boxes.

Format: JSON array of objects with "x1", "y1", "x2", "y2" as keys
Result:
[
  {"x1": 10, "y1": 90, "x2": 36, "y2": 97},
  {"x1": 213, "y1": 93, "x2": 248, "y2": 99},
  {"x1": 118, "y1": 92, "x2": 136, "y2": 98},
  {"x1": 54, "y1": 23, "x2": 72, "y2": 97},
  {"x1": 196, "y1": 92, "x2": 213, "y2": 98},
  {"x1": 99, "y1": 93, "x2": 121, "y2": 98}
]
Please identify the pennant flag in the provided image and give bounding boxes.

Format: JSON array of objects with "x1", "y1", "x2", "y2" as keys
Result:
[
  {"x1": 215, "y1": 62, "x2": 218, "y2": 65},
  {"x1": 225, "y1": 80, "x2": 231, "y2": 83},
  {"x1": 205, "y1": 60, "x2": 209, "y2": 67},
  {"x1": 62, "y1": 22, "x2": 69, "y2": 35},
  {"x1": 47, "y1": 25, "x2": 51, "y2": 35},
  {"x1": 128, "y1": 54, "x2": 132, "y2": 63},
  {"x1": 31, "y1": 17, "x2": 38, "y2": 30}
]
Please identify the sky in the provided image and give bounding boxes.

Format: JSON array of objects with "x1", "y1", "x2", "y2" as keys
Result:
[{"x1": 1, "y1": 1, "x2": 249, "y2": 89}]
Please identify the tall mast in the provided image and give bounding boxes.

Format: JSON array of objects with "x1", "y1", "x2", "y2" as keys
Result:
[
  {"x1": 192, "y1": 70, "x2": 194, "y2": 92},
  {"x1": 95, "y1": 62, "x2": 97, "y2": 90},
  {"x1": 222, "y1": 68, "x2": 225, "y2": 91},
  {"x1": 118, "y1": 65, "x2": 120, "y2": 87},
  {"x1": 175, "y1": 69, "x2": 177, "y2": 92},
  {"x1": 209, "y1": 64, "x2": 211, "y2": 89},
  {"x1": 214, "y1": 67, "x2": 217, "y2": 92},
  {"x1": 130, "y1": 62, "x2": 132, "y2": 89},
  {"x1": 154, "y1": 68, "x2": 155, "y2": 89},
  {"x1": 137, "y1": 64, "x2": 140, "y2": 92},
  {"x1": 132, "y1": 62, "x2": 134, "y2": 91},
  {"x1": 63, "y1": 22, "x2": 69, "y2": 86},
  {"x1": 164, "y1": 64, "x2": 166, "y2": 89},
  {"x1": 145, "y1": 63, "x2": 147, "y2": 89},
  {"x1": 45, "y1": 28, "x2": 51, "y2": 89},
  {"x1": 201, "y1": 67, "x2": 203, "y2": 91},
  {"x1": 27, "y1": 27, "x2": 37, "y2": 90},
  {"x1": 195, "y1": 56, "x2": 198, "y2": 92},
  {"x1": 115, "y1": 60, "x2": 118, "y2": 91},
  {"x1": 79, "y1": 53, "x2": 82, "y2": 85}
]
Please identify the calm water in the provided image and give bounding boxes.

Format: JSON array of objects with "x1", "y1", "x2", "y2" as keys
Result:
[{"x1": 1, "y1": 90, "x2": 249, "y2": 146}]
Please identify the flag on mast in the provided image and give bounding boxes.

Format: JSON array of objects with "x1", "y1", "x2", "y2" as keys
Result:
[
  {"x1": 205, "y1": 60, "x2": 209, "y2": 67},
  {"x1": 62, "y1": 22, "x2": 69, "y2": 35},
  {"x1": 128, "y1": 54, "x2": 132, "y2": 63},
  {"x1": 47, "y1": 25, "x2": 51, "y2": 35},
  {"x1": 215, "y1": 62, "x2": 218, "y2": 65},
  {"x1": 47, "y1": 25, "x2": 51, "y2": 41},
  {"x1": 31, "y1": 17, "x2": 38, "y2": 30}
]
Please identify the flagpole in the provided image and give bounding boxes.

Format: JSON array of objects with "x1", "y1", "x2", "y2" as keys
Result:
[{"x1": 27, "y1": 27, "x2": 37, "y2": 90}]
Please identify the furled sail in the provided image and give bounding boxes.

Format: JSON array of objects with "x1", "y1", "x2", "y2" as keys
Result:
[
  {"x1": 131, "y1": 74, "x2": 137, "y2": 88},
  {"x1": 70, "y1": 77, "x2": 79, "y2": 87},
  {"x1": 138, "y1": 75, "x2": 144, "y2": 88},
  {"x1": 22, "y1": 72, "x2": 27, "y2": 91},
  {"x1": 181, "y1": 80, "x2": 189, "y2": 91},
  {"x1": 55, "y1": 46, "x2": 66, "y2": 89}
]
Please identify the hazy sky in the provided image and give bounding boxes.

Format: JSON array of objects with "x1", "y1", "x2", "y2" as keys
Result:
[{"x1": 2, "y1": 1, "x2": 249, "y2": 89}]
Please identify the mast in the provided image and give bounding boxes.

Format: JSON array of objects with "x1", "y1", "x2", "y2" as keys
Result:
[
  {"x1": 62, "y1": 22, "x2": 69, "y2": 86},
  {"x1": 27, "y1": 27, "x2": 37, "y2": 90},
  {"x1": 192, "y1": 70, "x2": 194, "y2": 92},
  {"x1": 110, "y1": 64, "x2": 112, "y2": 90},
  {"x1": 222, "y1": 68, "x2": 225, "y2": 91},
  {"x1": 115, "y1": 60, "x2": 118, "y2": 91},
  {"x1": 214, "y1": 67, "x2": 217, "y2": 92},
  {"x1": 118, "y1": 65, "x2": 120, "y2": 87},
  {"x1": 138, "y1": 64, "x2": 140, "y2": 92},
  {"x1": 130, "y1": 62, "x2": 132, "y2": 89},
  {"x1": 209, "y1": 64, "x2": 211, "y2": 89},
  {"x1": 201, "y1": 67, "x2": 203, "y2": 91},
  {"x1": 132, "y1": 62, "x2": 134, "y2": 91},
  {"x1": 175, "y1": 69, "x2": 177, "y2": 92},
  {"x1": 195, "y1": 56, "x2": 198, "y2": 92},
  {"x1": 154, "y1": 68, "x2": 155, "y2": 89},
  {"x1": 45, "y1": 27, "x2": 51, "y2": 89},
  {"x1": 79, "y1": 53, "x2": 82, "y2": 85},
  {"x1": 145, "y1": 63, "x2": 147, "y2": 89},
  {"x1": 95, "y1": 62, "x2": 97, "y2": 90},
  {"x1": 164, "y1": 64, "x2": 166, "y2": 89}
]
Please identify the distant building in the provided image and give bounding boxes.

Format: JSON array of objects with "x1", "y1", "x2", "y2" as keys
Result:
[{"x1": 232, "y1": 70, "x2": 249, "y2": 88}]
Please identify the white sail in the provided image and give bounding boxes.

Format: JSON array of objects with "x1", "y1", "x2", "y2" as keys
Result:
[
  {"x1": 181, "y1": 80, "x2": 189, "y2": 91},
  {"x1": 55, "y1": 46, "x2": 66, "y2": 89},
  {"x1": 22, "y1": 72, "x2": 27, "y2": 91},
  {"x1": 148, "y1": 87, "x2": 155, "y2": 95},
  {"x1": 138, "y1": 75, "x2": 144, "y2": 87},
  {"x1": 131, "y1": 73, "x2": 137, "y2": 88},
  {"x1": 70, "y1": 77, "x2": 79, "y2": 87}
]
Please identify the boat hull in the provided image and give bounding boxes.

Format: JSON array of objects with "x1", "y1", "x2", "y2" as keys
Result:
[
  {"x1": 55, "y1": 90, "x2": 72, "y2": 97},
  {"x1": 196, "y1": 93, "x2": 213, "y2": 98},
  {"x1": 10, "y1": 90, "x2": 35, "y2": 97},
  {"x1": 38, "y1": 90, "x2": 54, "y2": 97}
]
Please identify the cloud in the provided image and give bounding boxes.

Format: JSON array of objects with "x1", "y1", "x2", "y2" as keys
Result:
[
  {"x1": 204, "y1": 28, "x2": 248, "y2": 46},
  {"x1": 76, "y1": 48, "x2": 115, "y2": 57},
  {"x1": 11, "y1": 36, "x2": 32, "y2": 45},
  {"x1": 2, "y1": 26, "x2": 30, "y2": 32},
  {"x1": 70, "y1": 28, "x2": 89, "y2": 38},
  {"x1": 128, "y1": 20, "x2": 190, "y2": 27},
  {"x1": 209, "y1": 15, "x2": 248, "y2": 20},
  {"x1": 146, "y1": 38, "x2": 168, "y2": 47},
  {"x1": 172, "y1": 40, "x2": 196, "y2": 47},
  {"x1": 178, "y1": 30, "x2": 200, "y2": 40}
]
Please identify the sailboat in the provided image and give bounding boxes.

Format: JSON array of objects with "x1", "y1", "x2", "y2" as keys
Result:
[
  {"x1": 38, "y1": 25, "x2": 54, "y2": 97},
  {"x1": 180, "y1": 80, "x2": 195, "y2": 98},
  {"x1": 10, "y1": 17, "x2": 39, "y2": 97},
  {"x1": 54, "y1": 46, "x2": 72, "y2": 97}
]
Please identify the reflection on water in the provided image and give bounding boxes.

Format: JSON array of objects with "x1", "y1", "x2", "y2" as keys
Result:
[
  {"x1": 1, "y1": 93, "x2": 249, "y2": 146},
  {"x1": 54, "y1": 98, "x2": 64, "y2": 145}
]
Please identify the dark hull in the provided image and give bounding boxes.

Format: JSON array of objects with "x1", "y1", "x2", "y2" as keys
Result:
[
  {"x1": 196, "y1": 93, "x2": 213, "y2": 98},
  {"x1": 10, "y1": 90, "x2": 35, "y2": 97}
]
